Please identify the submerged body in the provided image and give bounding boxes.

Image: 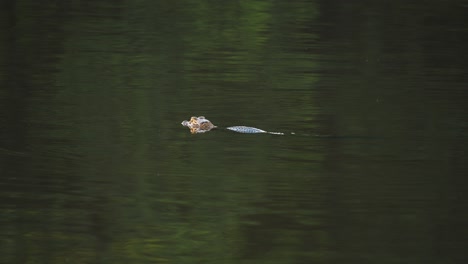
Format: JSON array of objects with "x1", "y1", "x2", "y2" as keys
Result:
[{"x1": 181, "y1": 116, "x2": 283, "y2": 135}]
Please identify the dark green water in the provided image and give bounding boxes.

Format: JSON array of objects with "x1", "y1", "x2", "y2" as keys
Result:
[{"x1": 1, "y1": 1, "x2": 468, "y2": 263}]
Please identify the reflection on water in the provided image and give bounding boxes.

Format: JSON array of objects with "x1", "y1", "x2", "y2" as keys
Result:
[{"x1": 1, "y1": 1, "x2": 467, "y2": 263}]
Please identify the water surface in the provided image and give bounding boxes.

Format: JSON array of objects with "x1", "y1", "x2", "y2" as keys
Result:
[{"x1": 1, "y1": 1, "x2": 467, "y2": 263}]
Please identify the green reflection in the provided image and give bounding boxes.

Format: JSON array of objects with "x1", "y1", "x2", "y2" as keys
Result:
[{"x1": 1, "y1": 0, "x2": 468, "y2": 264}]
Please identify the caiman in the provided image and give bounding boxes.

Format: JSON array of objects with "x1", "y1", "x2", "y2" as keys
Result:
[{"x1": 181, "y1": 116, "x2": 284, "y2": 135}]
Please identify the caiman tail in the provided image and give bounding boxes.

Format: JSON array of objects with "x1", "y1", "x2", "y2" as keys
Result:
[{"x1": 226, "y1": 126, "x2": 284, "y2": 135}]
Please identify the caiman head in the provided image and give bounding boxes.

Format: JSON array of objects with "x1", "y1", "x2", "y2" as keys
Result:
[{"x1": 181, "y1": 116, "x2": 217, "y2": 134}]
